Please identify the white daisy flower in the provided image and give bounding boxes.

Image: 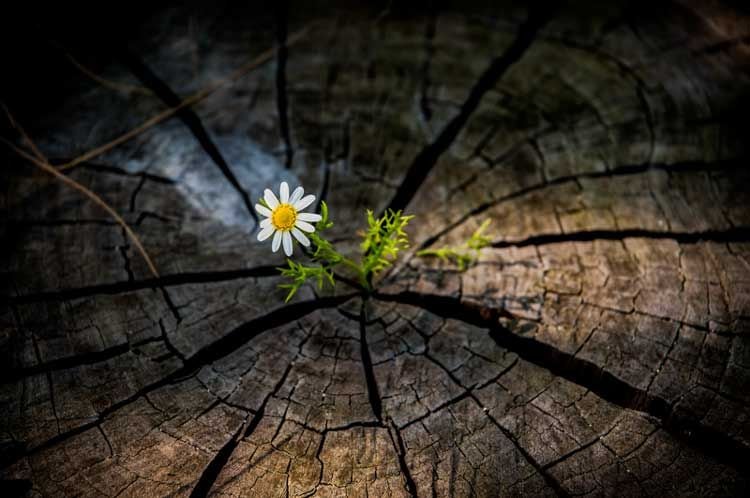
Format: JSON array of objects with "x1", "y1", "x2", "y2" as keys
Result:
[{"x1": 255, "y1": 182, "x2": 322, "y2": 257}]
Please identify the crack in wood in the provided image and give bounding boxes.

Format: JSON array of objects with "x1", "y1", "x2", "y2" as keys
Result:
[
  {"x1": 478, "y1": 398, "x2": 572, "y2": 498},
  {"x1": 419, "y1": 157, "x2": 747, "y2": 250},
  {"x1": 51, "y1": 160, "x2": 176, "y2": 184},
  {"x1": 359, "y1": 302, "x2": 383, "y2": 422},
  {"x1": 490, "y1": 226, "x2": 750, "y2": 249},
  {"x1": 359, "y1": 302, "x2": 418, "y2": 497},
  {"x1": 387, "y1": 417, "x2": 419, "y2": 498},
  {"x1": 5, "y1": 266, "x2": 281, "y2": 305},
  {"x1": 374, "y1": 290, "x2": 750, "y2": 475},
  {"x1": 2, "y1": 340, "x2": 135, "y2": 384},
  {"x1": 0, "y1": 294, "x2": 356, "y2": 470},
  {"x1": 190, "y1": 362, "x2": 294, "y2": 497},
  {"x1": 118, "y1": 50, "x2": 259, "y2": 226},
  {"x1": 401, "y1": 322, "x2": 569, "y2": 497},
  {"x1": 383, "y1": 8, "x2": 552, "y2": 215}
]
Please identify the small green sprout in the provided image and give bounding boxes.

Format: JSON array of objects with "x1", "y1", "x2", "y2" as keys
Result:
[
  {"x1": 276, "y1": 203, "x2": 414, "y2": 300},
  {"x1": 416, "y1": 219, "x2": 493, "y2": 271},
  {"x1": 275, "y1": 200, "x2": 349, "y2": 302},
  {"x1": 263, "y1": 183, "x2": 483, "y2": 301},
  {"x1": 278, "y1": 259, "x2": 335, "y2": 302},
  {"x1": 359, "y1": 209, "x2": 414, "y2": 287}
]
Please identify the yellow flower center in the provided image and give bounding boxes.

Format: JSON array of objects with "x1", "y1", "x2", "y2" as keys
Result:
[{"x1": 271, "y1": 203, "x2": 297, "y2": 231}]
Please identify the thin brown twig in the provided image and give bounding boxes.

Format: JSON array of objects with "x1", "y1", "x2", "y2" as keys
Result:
[
  {"x1": 1, "y1": 109, "x2": 160, "y2": 278},
  {"x1": 57, "y1": 23, "x2": 313, "y2": 172},
  {"x1": 1, "y1": 103, "x2": 46, "y2": 161},
  {"x1": 0, "y1": 23, "x2": 314, "y2": 279},
  {"x1": 63, "y1": 52, "x2": 153, "y2": 96}
]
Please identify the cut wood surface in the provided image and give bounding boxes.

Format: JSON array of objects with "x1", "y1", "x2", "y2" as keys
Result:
[{"x1": 2, "y1": 1, "x2": 750, "y2": 496}]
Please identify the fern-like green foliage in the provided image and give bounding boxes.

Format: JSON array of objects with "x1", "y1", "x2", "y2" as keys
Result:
[
  {"x1": 275, "y1": 199, "x2": 489, "y2": 300},
  {"x1": 359, "y1": 209, "x2": 413, "y2": 285},
  {"x1": 276, "y1": 201, "x2": 346, "y2": 302},
  {"x1": 416, "y1": 219, "x2": 493, "y2": 271},
  {"x1": 276, "y1": 203, "x2": 414, "y2": 300},
  {"x1": 278, "y1": 259, "x2": 335, "y2": 302},
  {"x1": 415, "y1": 247, "x2": 475, "y2": 271}
]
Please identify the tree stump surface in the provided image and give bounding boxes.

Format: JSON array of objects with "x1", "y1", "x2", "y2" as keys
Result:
[{"x1": 2, "y1": 2, "x2": 750, "y2": 496}]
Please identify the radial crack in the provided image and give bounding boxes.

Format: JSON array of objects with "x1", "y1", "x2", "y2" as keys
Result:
[
  {"x1": 188, "y1": 419, "x2": 247, "y2": 498},
  {"x1": 491, "y1": 226, "x2": 750, "y2": 248},
  {"x1": 118, "y1": 50, "x2": 259, "y2": 226},
  {"x1": 387, "y1": 418, "x2": 419, "y2": 498},
  {"x1": 1, "y1": 340, "x2": 141, "y2": 383},
  {"x1": 479, "y1": 399, "x2": 571, "y2": 497},
  {"x1": 374, "y1": 290, "x2": 750, "y2": 474},
  {"x1": 190, "y1": 362, "x2": 294, "y2": 497},
  {"x1": 360, "y1": 302, "x2": 418, "y2": 496},
  {"x1": 5, "y1": 266, "x2": 280, "y2": 305},
  {"x1": 0, "y1": 294, "x2": 355, "y2": 470},
  {"x1": 52, "y1": 160, "x2": 176, "y2": 184},
  {"x1": 382, "y1": 8, "x2": 552, "y2": 215},
  {"x1": 406, "y1": 326, "x2": 568, "y2": 497},
  {"x1": 359, "y1": 302, "x2": 383, "y2": 422},
  {"x1": 183, "y1": 294, "x2": 355, "y2": 374},
  {"x1": 419, "y1": 157, "x2": 746, "y2": 250}
]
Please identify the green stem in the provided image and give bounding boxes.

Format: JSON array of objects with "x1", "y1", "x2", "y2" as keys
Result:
[{"x1": 340, "y1": 257, "x2": 370, "y2": 291}]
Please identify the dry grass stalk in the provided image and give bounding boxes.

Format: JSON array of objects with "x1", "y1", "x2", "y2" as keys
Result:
[
  {"x1": 63, "y1": 51, "x2": 154, "y2": 96},
  {"x1": 1, "y1": 23, "x2": 314, "y2": 279},
  {"x1": 57, "y1": 23, "x2": 313, "y2": 171},
  {"x1": 1, "y1": 105, "x2": 160, "y2": 278}
]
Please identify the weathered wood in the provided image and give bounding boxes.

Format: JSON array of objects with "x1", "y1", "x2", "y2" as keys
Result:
[{"x1": 2, "y1": 1, "x2": 750, "y2": 496}]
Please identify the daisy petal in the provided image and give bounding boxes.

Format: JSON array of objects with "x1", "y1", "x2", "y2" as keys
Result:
[
  {"x1": 289, "y1": 186, "x2": 304, "y2": 204},
  {"x1": 255, "y1": 204, "x2": 272, "y2": 217},
  {"x1": 264, "y1": 189, "x2": 280, "y2": 209},
  {"x1": 260, "y1": 218, "x2": 272, "y2": 228},
  {"x1": 257, "y1": 225, "x2": 275, "y2": 241},
  {"x1": 282, "y1": 231, "x2": 293, "y2": 256},
  {"x1": 294, "y1": 194, "x2": 316, "y2": 211},
  {"x1": 279, "y1": 182, "x2": 289, "y2": 203},
  {"x1": 295, "y1": 220, "x2": 316, "y2": 233},
  {"x1": 297, "y1": 213, "x2": 322, "y2": 223},
  {"x1": 272, "y1": 230, "x2": 282, "y2": 252},
  {"x1": 291, "y1": 227, "x2": 310, "y2": 247}
]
